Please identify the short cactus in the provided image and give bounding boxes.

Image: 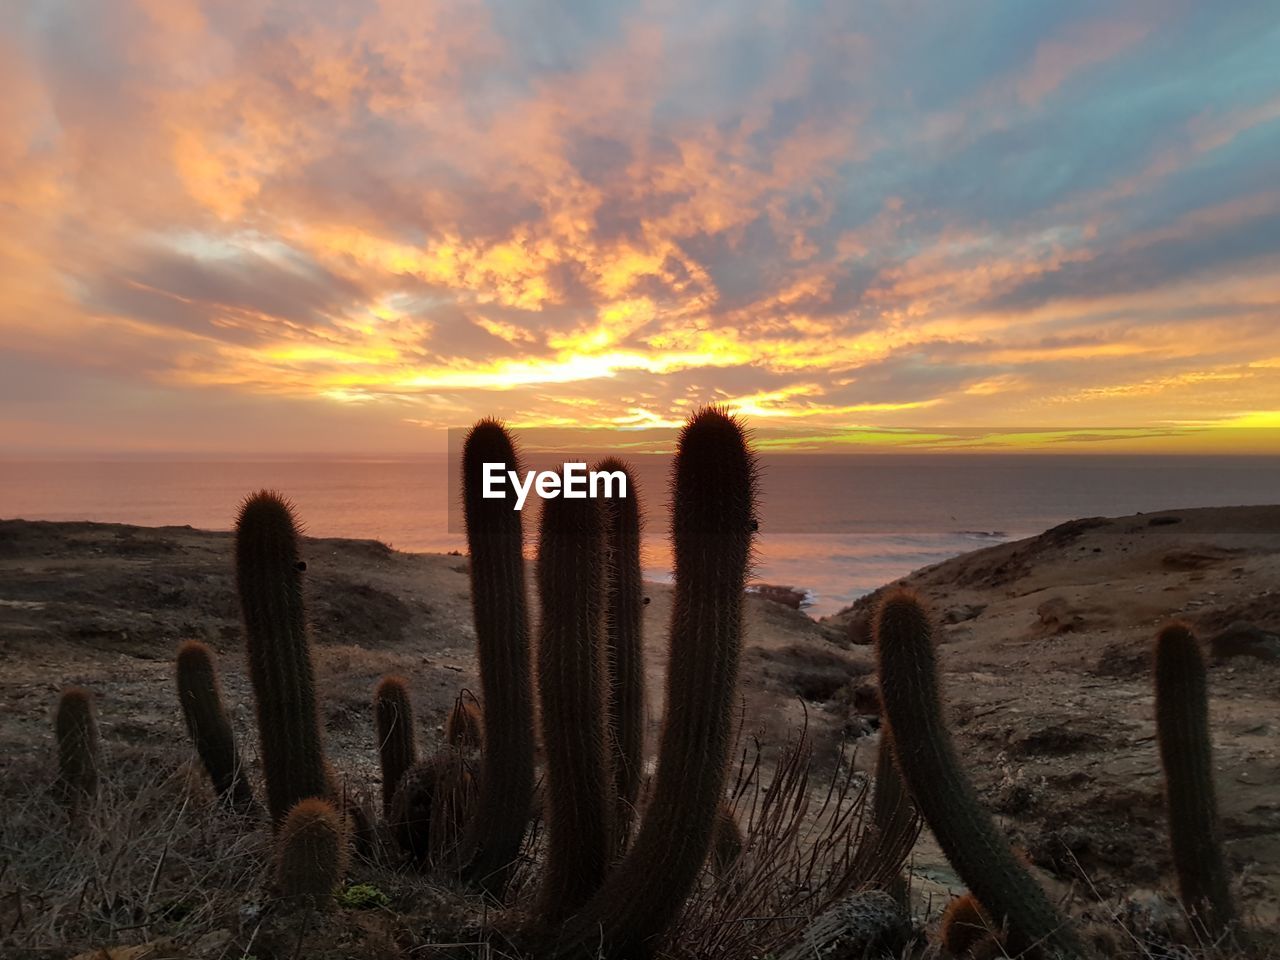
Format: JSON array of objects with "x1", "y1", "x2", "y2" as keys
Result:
[
  {"x1": 870, "y1": 728, "x2": 917, "y2": 904},
  {"x1": 711, "y1": 801, "x2": 744, "y2": 878},
  {"x1": 455, "y1": 421, "x2": 537, "y2": 893},
  {"x1": 535, "y1": 482, "x2": 613, "y2": 918},
  {"x1": 1155, "y1": 622, "x2": 1235, "y2": 939},
  {"x1": 940, "y1": 892, "x2": 996, "y2": 957},
  {"x1": 874, "y1": 590, "x2": 1085, "y2": 958},
  {"x1": 175, "y1": 640, "x2": 255, "y2": 811},
  {"x1": 445, "y1": 693, "x2": 483, "y2": 751},
  {"x1": 373, "y1": 675, "x2": 417, "y2": 817},
  {"x1": 390, "y1": 751, "x2": 475, "y2": 868},
  {"x1": 236, "y1": 491, "x2": 330, "y2": 825},
  {"x1": 276, "y1": 796, "x2": 348, "y2": 906},
  {"x1": 55, "y1": 687, "x2": 99, "y2": 809},
  {"x1": 596, "y1": 457, "x2": 646, "y2": 847}
]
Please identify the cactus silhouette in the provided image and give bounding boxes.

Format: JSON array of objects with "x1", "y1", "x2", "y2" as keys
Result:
[
  {"x1": 374, "y1": 675, "x2": 417, "y2": 818},
  {"x1": 454, "y1": 420, "x2": 537, "y2": 893},
  {"x1": 874, "y1": 590, "x2": 1084, "y2": 958},
  {"x1": 55, "y1": 687, "x2": 99, "y2": 809},
  {"x1": 870, "y1": 728, "x2": 916, "y2": 907},
  {"x1": 536, "y1": 480, "x2": 613, "y2": 918},
  {"x1": 551, "y1": 407, "x2": 756, "y2": 958},
  {"x1": 711, "y1": 801, "x2": 744, "y2": 878},
  {"x1": 276, "y1": 796, "x2": 348, "y2": 906},
  {"x1": 390, "y1": 751, "x2": 475, "y2": 868},
  {"x1": 236, "y1": 491, "x2": 330, "y2": 825},
  {"x1": 175, "y1": 640, "x2": 255, "y2": 811},
  {"x1": 445, "y1": 693, "x2": 483, "y2": 751},
  {"x1": 940, "y1": 892, "x2": 996, "y2": 957},
  {"x1": 595, "y1": 457, "x2": 646, "y2": 847},
  {"x1": 1155, "y1": 622, "x2": 1235, "y2": 939}
]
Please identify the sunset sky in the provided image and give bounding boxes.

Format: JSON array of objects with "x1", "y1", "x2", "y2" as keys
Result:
[{"x1": 2, "y1": 1, "x2": 1279, "y2": 454}]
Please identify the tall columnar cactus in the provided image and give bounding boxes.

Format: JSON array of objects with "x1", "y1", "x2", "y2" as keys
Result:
[
  {"x1": 595, "y1": 457, "x2": 646, "y2": 846},
  {"x1": 175, "y1": 640, "x2": 255, "y2": 811},
  {"x1": 552, "y1": 407, "x2": 756, "y2": 958},
  {"x1": 874, "y1": 590, "x2": 1085, "y2": 959},
  {"x1": 445, "y1": 693, "x2": 483, "y2": 751},
  {"x1": 276, "y1": 796, "x2": 349, "y2": 906},
  {"x1": 374, "y1": 675, "x2": 417, "y2": 818},
  {"x1": 536, "y1": 480, "x2": 613, "y2": 919},
  {"x1": 1155, "y1": 622, "x2": 1235, "y2": 939},
  {"x1": 456, "y1": 420, "x2": 536, "y2": 893},
  {"x1": 236, "y1": 491, "x2": 330, "y2": 825},
  {"x1": 55, "y1": 687, "x2": 99, "y2": 809}
]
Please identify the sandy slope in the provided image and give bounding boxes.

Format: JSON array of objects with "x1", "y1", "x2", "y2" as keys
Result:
[
  {"x1": 821, "y1": 505, "x2": 1280, "y2": 925},
  {"x1": 1, "y1": 505, "x2": 1277, "y2": 933}
]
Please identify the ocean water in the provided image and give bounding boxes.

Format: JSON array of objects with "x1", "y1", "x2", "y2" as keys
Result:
[{"x1": 2, "y1": 454, "x2": 1278, "y2": 616}]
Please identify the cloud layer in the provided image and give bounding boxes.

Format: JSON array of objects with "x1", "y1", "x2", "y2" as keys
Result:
[{"x1": 2, "y1": 0, "x2": 1279, "y2": 452}]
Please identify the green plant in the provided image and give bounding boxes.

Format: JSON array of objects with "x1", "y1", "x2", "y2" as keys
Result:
[
  {"x1": 235, "y1": 490, "x2": 331, "y2": 825},
  {"x1": 373, "y1": 675, "x2": 417, "y2": 818},
  {"x1": 596, "y1": 457, "x2": 646, "y2": 848},
  {"x1": 548, "y1": 407, "x2": 757, "y2": 958},
  {"x1": 1155, "y1": 622, "x2": 1236, "y2": 940},
  {"x1": 535, "y1": 481, "x2": 613, "y2": 919},
  {"x1": 55, "y1": 686, "x2": 99, "y2": 810},
  {"x1": 338, "y1": 883, "x2": 391, "y2": 910},
  {"x1": 455, "y1": 420, "x2": 537, "y2": 894},
  {"x1": 175, "y1": 640, "x2": 255, "y2": 811},
  {"x1": 275, "y1": 796, "x2": 348, "y2": 906},
  {"x1": 874, "y1": 589, "x2": 1085, "y2": 958}
]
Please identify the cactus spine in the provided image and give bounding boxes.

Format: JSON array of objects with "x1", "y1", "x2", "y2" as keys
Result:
[
  {"x1": 235, "y1": 491, "x2": 330, "y2": 825},
  {"x1": 456, "y1": 420, "x2": 536, "y2": 893},
  {"x1": 595, "y1": 457, "x2": 646, "y2": 846},
  {"x1": 874, "y1": 590, "x2": 1084, "y2": 958},
  {"x1": 176, "y1": 640, "x2": 255, "y2": 811},
  {"x1": 1155, "y1": 622, "x2": 1235, "y2": 939},
  {"x1": 552, "y1": 407, "x2": 756, "y2": 958},
  {"x1": 536, "y1": 480, "x2": 613, "y2": 918},
  {"x1": 55, "y1": 687, "x2": 99, "y2": 809},
  {"x1": 276, "y1": 796, "x2": 348, "y2": 906},
  {"x1": 374, "y1": 675, "x2": 417, "y2": 818}
]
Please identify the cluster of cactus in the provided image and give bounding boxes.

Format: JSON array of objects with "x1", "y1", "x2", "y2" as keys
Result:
[
  {"x1": 871, "y1": 591, "x2": 1238, "y2": 957},
  {"x1": 47, "y1": 402, "x2": 1243, "y2": 958},
  {"x1": 131, "y1": 407, "x2": 752, "y2": 948}
]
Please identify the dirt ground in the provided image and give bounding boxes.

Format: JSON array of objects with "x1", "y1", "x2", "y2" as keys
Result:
[
  {"x1": 1, "y1": 506, "x2": 1277, "y2": 954},
  {"x1": 821, "y1": 505, "x2": 1280, "y2": 931}
]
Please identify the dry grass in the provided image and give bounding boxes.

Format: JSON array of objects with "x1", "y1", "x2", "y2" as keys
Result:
[{"x1": 1, "y1": 738, "x2": 1275, "y2": 960}]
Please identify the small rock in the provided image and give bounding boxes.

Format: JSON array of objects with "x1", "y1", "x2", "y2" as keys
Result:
[{"x1": 942, "y1": 603, "x2": 986, "y2": 624}]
